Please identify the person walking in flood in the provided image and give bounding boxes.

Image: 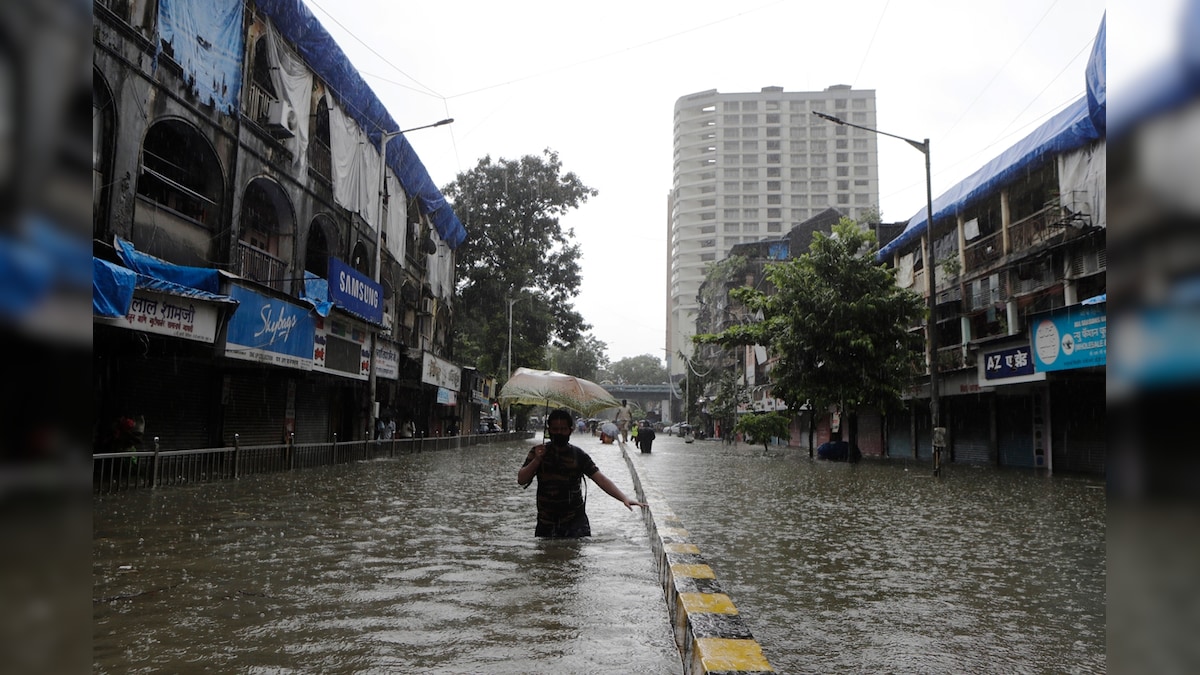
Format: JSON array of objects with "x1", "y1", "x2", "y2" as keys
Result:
[
  {"x1": 615, "y1": 399, "x2": 634, "y2": 444},
  {"x1": 517, "y1": 408, "x2": 646, "y2": 537}
]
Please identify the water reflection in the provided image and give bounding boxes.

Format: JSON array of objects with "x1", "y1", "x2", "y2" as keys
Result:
[
  {"x1": 94, "y1": 441, "x2": 680, "y2": 674},
  {"x1": 633, "y1": 437, "x2": 1106, "y2": 674}
]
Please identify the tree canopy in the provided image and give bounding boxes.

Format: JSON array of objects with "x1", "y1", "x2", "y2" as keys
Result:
[
  {"x1": 547, "y1": 334, "x2": 609, "y2": 380},
  {"x1": 607, "y1": 354, "x2": 668, "y2": 385},
  {"x1": 734, "y1": 413, "x2": 792, "y2": 455},
  {"x1": 442, "y1": 150, "x2": 598, "y2": 378},
  {"x1": 695, "y1": 218, "x2": 925, "y2": 418}
]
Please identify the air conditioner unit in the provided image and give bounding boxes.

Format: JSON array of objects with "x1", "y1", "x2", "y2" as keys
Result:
[{"x1": 266, "y1": 99, "x2": 296, "y2": 138}]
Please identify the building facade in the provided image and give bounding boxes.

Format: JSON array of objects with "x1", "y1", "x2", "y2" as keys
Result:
[
  {"x1": 668, "y1": 85, "x2": 880, "y2": 376},
  {"x1": 92, "y1": 0, "x2": 473, "y2": 449}
]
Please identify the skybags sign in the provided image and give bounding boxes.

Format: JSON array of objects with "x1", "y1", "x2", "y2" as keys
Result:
[{"x1": 328, "y1": 258, "x2": 384, "y2": 326}]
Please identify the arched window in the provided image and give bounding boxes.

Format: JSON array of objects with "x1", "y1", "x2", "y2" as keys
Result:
[
  {"x1": 246, "y1": 37, "x2": 277, "y2": 123},
  {"x1": 94, "y1": 70, "x2": 115, "y2": 239},
  {"x1": 305, "y1": 215, "x2": 335, "y2": 278},
  {"x1": 350, "y1": 240, "x2": 371, "y2": 278},
  {"x1": 308, "y1": 95, "x2": 331, "y2": 182},
  {"x1": 137, "y1": 120, "x2": 222, "y2": 226},
  {"x1": 237, "y1": 177, "x2": 294, "y2": 292}
]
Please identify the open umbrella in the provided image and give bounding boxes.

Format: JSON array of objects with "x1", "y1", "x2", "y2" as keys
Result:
[{"x1": 498, "y1": 367, "x2": 622, "y2": 417}]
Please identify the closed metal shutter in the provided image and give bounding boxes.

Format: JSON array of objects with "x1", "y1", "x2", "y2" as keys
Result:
[
  {"x1": 996, "y1": 394, "x2": 1034, "y2": 468},
  {"x1": 886, "y1": 408, "x2": 913, "y2": 457},
  {"x1": 118, "y1": 356, "x2": 215, "y2": 450},
  {"x1": 1051, "y1": 380, "x2": 1105, "y2": 474},
  {"x1": 294, "y1": 378, "x2": 331, "y2": 443},
  {"x1": 857, "y1": 408, "x2": 883, "y2": 456},
  {"x1": 949, "y1": 395, "x2": 991, "y2": 465},
  {"x1": 222, "y1": 370, "x2": 288, "y2": 446}
]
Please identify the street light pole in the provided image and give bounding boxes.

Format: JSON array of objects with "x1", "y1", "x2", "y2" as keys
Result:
[
  {"x1": 367, "y1": 118, "x2": 453, "y2": 441},
  {"x1": 506, "y1": 294, "x2": 516, "y2": 430},
  {"x1": 811, "y1": 111, "x2": 940, "y2": 472}
]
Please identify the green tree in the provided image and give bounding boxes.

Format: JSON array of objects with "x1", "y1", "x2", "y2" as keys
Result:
[
  {"x1": 695, "y1": 218, "x2": 925, "y2": 450},
  {"x1": 443, "y1": 150, "x2": 598, "y2": 379},
  {"x1": 548, "y1": 334, "x2": 609, "y2": 380},
  {"x1": 609, "y1": 354, "x2": 668, "y2": 385},
  {"x1": 734, "y1": 412, "x2": 792, "y2": 455}
]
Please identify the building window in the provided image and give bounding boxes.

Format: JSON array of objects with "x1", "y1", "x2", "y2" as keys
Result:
[
  {"x1": 836, "y1": 139, "x2": 848, "y2": 150},
  {"x1": 724, "y1": 102, "x2": 739, "y2": 111},
  {"x1": 811, "y1": 140, "x2": 827, "y2": 152},
  {"x1": 700, "y1": 226, "x2": 716, "y2": 234},
  {"x1": 812, "y1": 167, "x2": 828, "y2": 178},
  {"x1": 855, "y1": 194, "x2": 870, "y2": 204},
  {"x1": 701, "y1": 253, "x2": 716, "y2": 262},
  {"x1": 745, "y1": 223, "x2": 759, "y2": 233},
  {"x1": 742, "y1": 127, "x2": 758, "y2": 138},
  {"x1": 767, "y1": 222, "x2": 782, "y2": 233},
  {"x1": 836, "y1": 166, "x2": 849, "y2": 177},
  {"x1": 742, "y1": 208, "x2": 759, "y2": 219},
  {"x1": 791, "y1": 140, "x2": 807, "y2": 152},
  {"x1": 701, "y1": 239, "x2": 716, "y2": 248},
  {"x1": 744, "y1": 195, "x2": 760, "y2": 205},
  {"x1": 767, "y1": 167, "x2": 781, "y2": 177},
  {"x1": 743, "y1": 101, "x2": 758, "y2": 111},
  {"x1": 724, "y1": 195, "x2": 740, "y2": 205},
  {"x1": 852, "y1": 112, "x2": 868, "y2": 123},
  {"x1": 742, "y1": 154, "x2": 758, "y2": 164},
  {"x1": 852, "y1": 97, "x2": 867, "y2": 109},
  {"x1": 791, "y1": 167, "x2": 808, "y2": 179},
  {"x1": 855, "y1": 179, "x2": 869, "y2": 187},
  {"x1": 854, "y1": 166, "x2": 869, "y2": 176},
  {"x1": 701, "y1": 212, "x2": 715, "y2": 220},
  {"x1": 811, "y1": 126, "x2": 826, "y2": 138},
  {"x1": 724, "y1": 181, "x2": 739, "y2": 192},
  {"x1": 837, "y1": 180, "x2": 849, "y2": 190},
  {"x1": 813, "y1": 195, "x2": 828, "y2": 206},
  {"x1": 767, "y1": 208, "x2": 781, "y2": 218},
  {"x1": 790, "y1": 154, "x2": 806, "y2": 165},
  {"x1": 790, "y1": 126, "x2": 807, "y2": 137},
  {"x1": 835, "y1": 98, "x2": 847, "y2": 109},
  {"x1": 837, "y1": 193, "x2": 850, "y2": 205},
  {"x1": 766, "y1": 113, "x2": 780, "y2": 124},
  {"x1": 854, "y1": 152, "x2": 868, "y2": 163},
  {"x1": 724, "y1": 208, "x2": 740, "y2": 219},
  {"x1": 767, "y1": 140, "x2": 781, "y2": 151},
  {"x1": 791, "y1": 194, "x2": 808, "y2": 206},
  {"x1": 742, "y1": 181, "x2": 757, "y2": 192},
  {"x1": 766, "y1": 127, "x2": 781, "y2": 137},
  {"x1": 724, "y1": 223, "x2": 740, "y2": 232},
  {"x1": 744, "y1": 167, "x2": 759, "y2": 178},
  {"x1": 767, "y1": 194, "x2": 782, "y2": 205},
  {"x1": 790, "y1": 182, "x2": 806, "y2": 193},
  {"x1": 853, "y1": 138, "x2": 868, "y2": 149},
  {"x1": 742, "y1": 114, "x2": 758, "y2": 124},
  {"x1": 790, "y1": 101, "x2": 805, "y2": 112},
  {"x1": 742, "y1": 141, "x2": 760, "y2": 151},
  {"x1": 793, "y1": 208, "x2": 808, "y2": 219},
  {"x1": 836, "y1": 153, "x2": 849, "y2": 163},
  {"x1": 767, "y1": 154, "x2": 780, "y2": 164},
  {"x1": 767, "y1": 181, "x2": 781, "y2": 191},
  {"x1": 724, "y1": 141, "x2": 740, "y2": 152},
  {"x1": 724, "y1": 169, "x2": 740, "y2": 179},
  {"x1": 723, "y1": 128, "x2": 739, "y2": 138},
  {"x1": 811, "y1": 180, "x2": 828, "y2": 192}
]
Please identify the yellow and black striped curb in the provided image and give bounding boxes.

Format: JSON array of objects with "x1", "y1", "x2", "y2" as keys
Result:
[{"x1": 621, "y1": 446, "x2": 774, "y2": 674}]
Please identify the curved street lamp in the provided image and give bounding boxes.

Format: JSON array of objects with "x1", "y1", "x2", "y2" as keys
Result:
[
  {"x1": 812, "y1": 111, "x2": 940, "y2": 474},
  {"x1": 367, "y1": 118, "x2": 454, "y2": 439}
]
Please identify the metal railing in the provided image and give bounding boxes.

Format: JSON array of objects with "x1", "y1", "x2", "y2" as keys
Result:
[
  {"x1": 94, "y1": 431, "x2": 530, "y2": 495},
  {"x1": 235, "y1": 240, "x2": 288, "y2": 292}
]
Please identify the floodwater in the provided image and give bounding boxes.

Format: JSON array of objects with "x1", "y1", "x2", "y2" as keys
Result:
[
  {"x1": 632, "y1": 435, "x2": 1107, "y2": 674},
  {"x1": 94, "y1": 433, "x2": 1105, "y2": 674},
  {"x1": 93, "y1": 439, "x2": 681, "y2": 674}
]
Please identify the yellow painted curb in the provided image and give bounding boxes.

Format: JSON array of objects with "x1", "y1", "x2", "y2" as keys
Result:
[
  {"x1": 670, "y1": 563, "x2": 715, "y2": 579},
  {"x1": 679, "y1": 592, "x2": 738, "y2": 615},
  {"x1": 693, "y1": 637, "x2": 773, "y2": 672}
]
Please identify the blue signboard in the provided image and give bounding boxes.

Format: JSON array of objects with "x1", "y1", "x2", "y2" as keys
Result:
[
  {"x1": 224, "y1": 284, "x2": 314, "y2": 370},
  {"x1": 984, "y1": 345, "x2": 1036, "y2": 380},
  {"x1": 328, "y1": 257, "x2": 383, "y2": 326},
  {"x1": 1031, "y1": 302, "x2": 1106, "y2": 372}
]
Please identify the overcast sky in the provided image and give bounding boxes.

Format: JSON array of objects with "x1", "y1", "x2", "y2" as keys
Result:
[{"x1": 303, "y1": 0, "x2": 1124, "y2": 364}]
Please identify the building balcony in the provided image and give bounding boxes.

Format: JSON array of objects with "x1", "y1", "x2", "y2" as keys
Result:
[{"x1": 236, "y1": 240, "x2": 288, "y2": 293}]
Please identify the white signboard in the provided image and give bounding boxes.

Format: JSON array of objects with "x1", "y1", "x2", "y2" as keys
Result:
[
  {"x1": 421, "y1": 352, "x2": 461, "y2": 390},
  {"x1": 96, "y1": 289, "x2": 220, "y2": 343},
  {"x1": 374, "y1": 340, "x2": 400, "y2": 380}
]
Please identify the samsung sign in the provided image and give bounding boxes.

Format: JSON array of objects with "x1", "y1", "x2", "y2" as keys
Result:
[{"x1": 328, "y1": 257, "x2": 384, "y2": 326}]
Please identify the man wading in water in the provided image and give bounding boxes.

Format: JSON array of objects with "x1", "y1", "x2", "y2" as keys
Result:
[{"x1": 517, "y1": 408, "x2": 646, "y2": 537}]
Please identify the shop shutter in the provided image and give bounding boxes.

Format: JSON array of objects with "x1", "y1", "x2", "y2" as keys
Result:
[
  {"x1": 856, "y1": 408, "x2": 883, "y2": 456},
  {"x1": 949, "y1": 395, "x2": 991, "y2": 465},
  {"x1": 118, "y1": 356, "x2": 216, "y2": 450},
  {"x1": 222, "y1": 370, "x2": 288, "y2": 446},
  {"x1": 996, "y1": 394, "x2": 1034, "y2": 468},
  {"x1": 294, "y1": 379, "x2": 331, "y2": 443}
]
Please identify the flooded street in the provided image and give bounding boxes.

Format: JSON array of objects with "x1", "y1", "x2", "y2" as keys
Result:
[
  {"x1": 93, "y1": 439, "x2": 681, "y2": 674},
  {"x1": 632, "y1": 435, "x2": 1106, "y2": 673},
  {"x1": 95, "y1": 433, "x2": 1105, "y2": 673}
]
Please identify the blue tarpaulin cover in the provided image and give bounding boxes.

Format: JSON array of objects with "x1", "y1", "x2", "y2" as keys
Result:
[
  {"x1": 114, "y1": 237, "x2": 221, "y2": 294},
  {"x1": 301, "y1": 270, "x2": 333, "y2": 317},
  {"x1": 878, "y1": 15, "x2": 1106, "y2": 262},
  {"x1": 93, "y1": 257, "x2": 237, "y2": 318},
  {"x1": 157, "y1": 0, "x2": 244, "y2": 115},
  {"x1": 255, "y1": 0, "x2": 467, "y2": 249},
  {"x1": 1085, "y1": 14, "x2": 1106, "y2": 136},
  {"x1": 93, "y1": 257, "x2": 136, "y2": 318}
]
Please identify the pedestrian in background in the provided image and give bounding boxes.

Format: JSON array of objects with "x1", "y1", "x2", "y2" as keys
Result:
[{"x1": 615, "y1": 399, "x2": 633, "y2": 444}]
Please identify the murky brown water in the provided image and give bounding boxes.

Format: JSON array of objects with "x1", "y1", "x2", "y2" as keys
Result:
[
  {"x1": 95, "y1": 434, "x2": 1104, "y2": 674},
  {"x1": 632, "y1": 436, "x2": 1106, "y2": 674},
  {"x1": 93, "y1": 440, "x2": 681, "y2": 674}
]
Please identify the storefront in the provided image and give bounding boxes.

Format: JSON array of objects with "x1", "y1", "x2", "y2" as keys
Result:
[{"x1": 93, "y1": 253, "x2": 238, "y2": 451}]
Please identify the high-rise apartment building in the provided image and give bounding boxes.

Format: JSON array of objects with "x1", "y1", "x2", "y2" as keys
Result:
[{"x1": 667, "y1": 85, "x2": 880, "y2": 375}]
